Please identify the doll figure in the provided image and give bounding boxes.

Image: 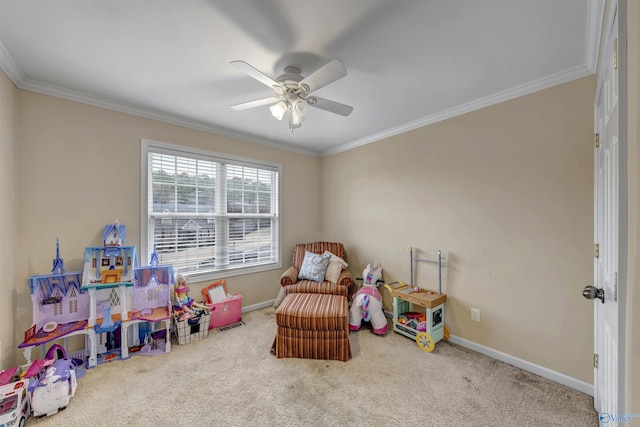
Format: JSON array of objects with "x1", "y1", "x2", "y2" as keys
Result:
[{"x1": 173, "y1": 274, "x2": 208, "y2": 315}]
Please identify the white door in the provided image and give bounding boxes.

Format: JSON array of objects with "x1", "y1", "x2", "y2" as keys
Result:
[{"x1": 590, "y1": 4, "x2": 620, "y2": 423}]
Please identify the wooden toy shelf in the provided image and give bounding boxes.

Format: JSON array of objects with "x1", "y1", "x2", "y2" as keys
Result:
[
  {"x1": 385, "y1": 248, "x2": 448, "y2": 352},
  {"x1": 388, "y1": 283, "x2": 446, "y2": 338}
]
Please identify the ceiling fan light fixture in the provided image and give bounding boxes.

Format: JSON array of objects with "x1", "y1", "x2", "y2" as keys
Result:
[
  {"x1": 269, "y1": 101, "x2": 288, "y2": 121},
  {"x1": 292, "y1": 111, "x2": 304, "y2": 126},
  {"x1": 292, "y1": 98, "x2": 307, "y2": 115},
  {"x1": 289, "y1": 116, "x2": 302, "y2": 132}
]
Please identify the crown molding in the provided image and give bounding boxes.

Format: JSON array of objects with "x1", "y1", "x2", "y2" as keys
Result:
[
  {"x1": 0, "y1": 42, "x2": 24, "y2": 87},
  {"x1": 0, "y1": 42, "x2": 321, "y2": 158},
  {"x1": 322, "y1": 64, "x2": 594, "y2": 157},
  {"x1": 2, "y1": 33, "x2": 596, "y2": 160},
  {"x1": 17, "y1": 77, "x2": 321, "y2": 157}
]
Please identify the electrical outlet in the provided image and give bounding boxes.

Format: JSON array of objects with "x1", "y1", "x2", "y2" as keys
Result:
[{"x1": 471, "y1": 308, "x2": 481, "y2": 322}]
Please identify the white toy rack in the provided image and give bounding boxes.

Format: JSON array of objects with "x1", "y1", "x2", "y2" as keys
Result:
[{"x1": 409, "y1": 247, "x2": 445, "y2": 294}]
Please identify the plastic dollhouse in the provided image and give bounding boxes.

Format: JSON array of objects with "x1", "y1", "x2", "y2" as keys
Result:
[
  {"x1": 19, "y1": 221, "x2": 174, "y2": 368},
  {"x1": 18, "y1": 240, "x2": 92, "y2": 366}
]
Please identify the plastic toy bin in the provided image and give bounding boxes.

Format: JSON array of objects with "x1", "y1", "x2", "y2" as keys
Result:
[
  {"x1": 206, "y1": 293, "x2": 243, "y2": 329},
  {"x1": 172, "y1": 311, "x2": 211, "y2": 345}
]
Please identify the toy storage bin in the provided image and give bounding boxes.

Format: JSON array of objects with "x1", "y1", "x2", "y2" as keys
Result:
[
  {"x1": 206, "y1": 293, "x2": 243, "y2": 329},
  {"x1": 172, "y1": 311, "x2": 211, "y2": 345}
]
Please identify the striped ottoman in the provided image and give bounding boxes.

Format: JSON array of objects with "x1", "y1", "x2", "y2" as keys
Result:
[{"x1": 275, "y1": 293, "x2": 351, "y2": 362}]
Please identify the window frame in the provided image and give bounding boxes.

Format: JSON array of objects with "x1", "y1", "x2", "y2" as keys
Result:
[{"x1": 140, "y1": 139, "x2": 282, "y2": 282}]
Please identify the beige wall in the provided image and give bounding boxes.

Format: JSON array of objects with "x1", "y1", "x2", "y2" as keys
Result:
[
  {"x1": 12, "y1": 90, "x2": 322, "y2": 362},
  {"x1": 0, "y1": 70, "x2": 18, "y2": 367},
  {"x1": 2, "y1": 30, "x2": 632, "y2": 395},
  {"x1": 322, "y1": 76, "x2": 596, "y2": 383},
  {"x1": 625, "y1": 0, "x2": 639, "y2": 414}
]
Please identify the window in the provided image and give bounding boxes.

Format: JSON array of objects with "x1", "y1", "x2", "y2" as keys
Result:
[{"x1": 141, "y1": 139, "x2": 281, "y2": 281}]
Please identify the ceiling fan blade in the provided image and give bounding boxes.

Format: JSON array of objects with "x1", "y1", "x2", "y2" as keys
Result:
[
  {"x1": 230, "y1": 60, "x2": 282, "y2": 89},
  {"x1": 307, "y1": 96, "x2": 353, "y2": 117},
  {"x1": 231, "y1": 97, "x2": 280, "y2": 110},
  {"x1": 298, "y1": 59, "x2": 347, "y2": 94}
]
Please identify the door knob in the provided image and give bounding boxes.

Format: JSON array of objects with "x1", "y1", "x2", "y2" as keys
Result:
[{"x1": 583, "y1": 285, "x2": 605, "y2": 303}]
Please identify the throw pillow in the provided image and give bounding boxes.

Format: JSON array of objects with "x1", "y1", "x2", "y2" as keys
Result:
[
  {"x1": 298, "y1": 251, "x2": 331, "y2": 282},
  {"x1": 323, "y1": 251, "x2": 348, "y2": 284}
]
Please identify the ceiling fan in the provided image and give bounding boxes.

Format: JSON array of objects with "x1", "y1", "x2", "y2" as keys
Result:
[{"x1": 230, "y1": 59, "x2": 353, "y2": 132}]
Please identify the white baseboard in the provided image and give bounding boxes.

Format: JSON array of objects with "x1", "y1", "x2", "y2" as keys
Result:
[
  {"x1": 243, "y1": 299, "x2": 275, "y2": 313},
  {"x1": 448, "y1": 335, "x2": 594, "y2": 396},
  {"x1": 258, "y1": 304, "x2": 593, "y2": 395}
]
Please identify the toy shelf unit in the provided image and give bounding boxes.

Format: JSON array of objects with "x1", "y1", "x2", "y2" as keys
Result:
[{"x1": 385, "y1": 248, "x2": 448, "y2": 353}]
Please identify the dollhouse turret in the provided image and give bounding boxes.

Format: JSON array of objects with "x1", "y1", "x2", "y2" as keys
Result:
[
  {"x1": 51, "y1": 238, "x2": 65, "y2": 275},
  {"x1": 103, "y1": 219, "x2": 125, "y2": 247}
]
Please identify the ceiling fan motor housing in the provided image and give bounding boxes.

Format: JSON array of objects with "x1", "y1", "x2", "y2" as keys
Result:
[{"x1": 277, "y1": 66, "x2": 304, "y2": 92}]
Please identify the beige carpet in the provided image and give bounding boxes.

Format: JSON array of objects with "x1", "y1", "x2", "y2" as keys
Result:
[{"x1": 26, "y1": 307, "x2": 597, "y2": 427}]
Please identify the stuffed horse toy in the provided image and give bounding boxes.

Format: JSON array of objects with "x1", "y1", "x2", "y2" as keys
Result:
[{"x1": 349, "y1": 262, "x2": 388, "y2": 335}]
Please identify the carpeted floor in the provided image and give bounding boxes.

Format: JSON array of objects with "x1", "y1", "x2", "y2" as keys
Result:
[{"x1": 26, "y1": 307, "x2": 598, "y2": 427}]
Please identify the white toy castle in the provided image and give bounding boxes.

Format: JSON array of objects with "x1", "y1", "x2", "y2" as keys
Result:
[{"x1": 20, "y1": 220, "x2": 174, "y2": 368}]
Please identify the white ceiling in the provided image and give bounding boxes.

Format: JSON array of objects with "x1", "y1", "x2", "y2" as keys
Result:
[{"x1": 0, "y1": 0, "x2": 602, "y2": 157}]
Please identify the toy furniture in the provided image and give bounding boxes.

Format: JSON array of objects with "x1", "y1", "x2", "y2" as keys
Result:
[
  {"x1": 385, "y1": 248, "x2": 449, "y2": 352},
  {"x1": 122, "y1": 260, "x2": 174, "y2": 357},
  {"x1": 275, "y1": 293, "x2": 351, "y2": 361},
  {"x1": 274, "y1": 242, "x2": 353, "y2": 361},
  {"x1": 279, "y1": 242, "x2": 353, "y2": 297},
  {"x1": 20, "y1": 221, "x2": 174, "y2": 368},
  {"x1": 19, "y1": 240, "x2": 95, "y2": 366},
  {"x1": 82, "y1": 221, "x2": 174, "y2": 364}
]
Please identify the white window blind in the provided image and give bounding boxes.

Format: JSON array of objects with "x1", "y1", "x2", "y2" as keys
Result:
[{"x1": 142, "y1": 140, "x2": 280, "y2": 281}]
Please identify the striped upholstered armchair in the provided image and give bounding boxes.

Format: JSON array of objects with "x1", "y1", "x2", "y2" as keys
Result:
[{"x1": 279, "y1": 242, "x2": 353, "y2": 297}]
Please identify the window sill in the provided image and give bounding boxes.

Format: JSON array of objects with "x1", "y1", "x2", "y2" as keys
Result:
[{"x1": 180, "y1": 261, "x2": 282, "y2": 284}]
